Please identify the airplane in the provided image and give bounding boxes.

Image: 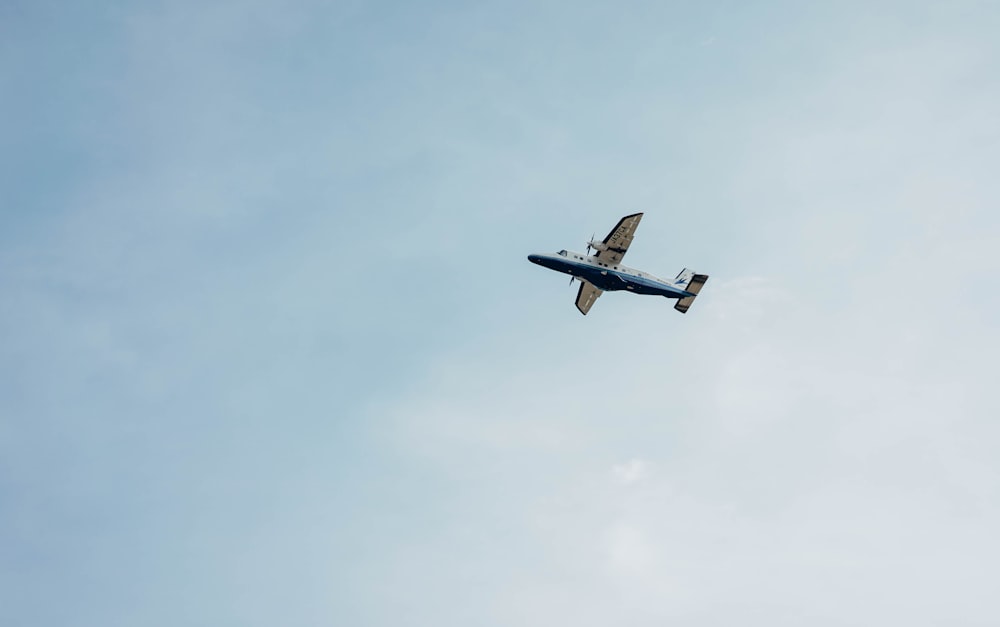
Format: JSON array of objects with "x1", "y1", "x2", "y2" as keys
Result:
[{"x1": 528, "y1": 213, "x2": 709, "y2": 315}]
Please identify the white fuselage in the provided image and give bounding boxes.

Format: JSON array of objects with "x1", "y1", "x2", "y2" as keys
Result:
[{"x1": 527, "y1": 250, "x2": 694, "y2": 298}]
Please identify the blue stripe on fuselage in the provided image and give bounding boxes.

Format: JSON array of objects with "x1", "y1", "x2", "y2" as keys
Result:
[{"x1": 527, "y1": 253, "x2": 692, "y2": 298}]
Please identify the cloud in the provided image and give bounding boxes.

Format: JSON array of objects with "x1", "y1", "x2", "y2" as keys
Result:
[
  {"x1": 4, "y1": 2, "x2": 1000, "y2": 625},
  {"x1": 612, "y1": 458, "x2": 647, "y2": 485},
  {"x1": 371, "y1": 252, "x2": 1000, "y2": 625}
]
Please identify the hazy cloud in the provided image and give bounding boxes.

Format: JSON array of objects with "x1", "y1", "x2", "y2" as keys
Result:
[{"x1": 3, "y1": 1, "x2": 1000, "y2": 626}]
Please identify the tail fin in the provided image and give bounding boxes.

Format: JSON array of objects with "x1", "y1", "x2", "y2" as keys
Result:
[
  {"x1": 673, "y1": 270, "x2": 709, "y2": 314},
  {"x1": 673, "y1": 268, "x2": 696, "y2": 288}
]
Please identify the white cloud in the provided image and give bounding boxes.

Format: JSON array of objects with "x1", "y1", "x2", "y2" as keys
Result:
[
  {"x1": 612, "y1": 458, "x2": 647, "y2": 485},
  {"x1": 606, "y1": 521, "x2": 649, "y2": 566},
  {"x1": 373, "y1": 252, "x2": 1000, "y2": 624},
  {"x1": 6, "y1": 3, "x2": 1000, "y2": 625}
]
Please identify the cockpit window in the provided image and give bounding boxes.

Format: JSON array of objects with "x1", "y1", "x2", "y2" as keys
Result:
[{"x1": 558, "y1": 250, "x2": 568, "y2": 256}]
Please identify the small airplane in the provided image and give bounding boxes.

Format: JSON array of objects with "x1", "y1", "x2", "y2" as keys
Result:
[{"x1": 528, "y1": 213, "x2": 708, "y2": 315}]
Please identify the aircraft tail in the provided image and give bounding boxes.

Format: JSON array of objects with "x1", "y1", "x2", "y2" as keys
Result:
[{"x1": 672, "y1": 269, "x2": 709, "y2": 314}]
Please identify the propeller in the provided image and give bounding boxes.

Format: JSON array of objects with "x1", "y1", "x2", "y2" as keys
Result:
[{"x1": 585, "y1": 232, "x2": 595, "y2": 255}]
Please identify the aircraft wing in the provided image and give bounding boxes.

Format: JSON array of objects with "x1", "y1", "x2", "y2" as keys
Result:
[
  {"x1": 595, "y1": 212, "x2": 643, "y2": 265},
  {"x1": 575, "y1": 281, "x2": 603, "y2": 315}
]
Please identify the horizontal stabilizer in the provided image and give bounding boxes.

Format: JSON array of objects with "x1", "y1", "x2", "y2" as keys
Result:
[{"x1": 674, "y1": 274, "x2": 709, "y2": 314}]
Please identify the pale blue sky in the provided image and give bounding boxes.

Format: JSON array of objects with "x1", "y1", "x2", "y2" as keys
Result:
[{"x1": 3, "y1": 1, "x2": 1000, "y2": 625}]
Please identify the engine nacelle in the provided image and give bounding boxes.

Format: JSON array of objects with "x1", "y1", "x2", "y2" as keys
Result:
[{"x1": 588, "y1": 240, "x2": 608, "y2": 252}]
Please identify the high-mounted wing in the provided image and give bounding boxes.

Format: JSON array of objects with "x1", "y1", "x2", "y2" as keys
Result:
[
  {"x1": 575, "y1": 281, "x2": 603, "y2": 315},
  {"x1": 595, "y1": 212, "x2": 643, "y2": 265}
]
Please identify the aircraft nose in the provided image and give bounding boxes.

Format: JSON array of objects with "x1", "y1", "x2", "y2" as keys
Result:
[{"x1": 527, "y1": 254, "x2": 542, "y2": 264}]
